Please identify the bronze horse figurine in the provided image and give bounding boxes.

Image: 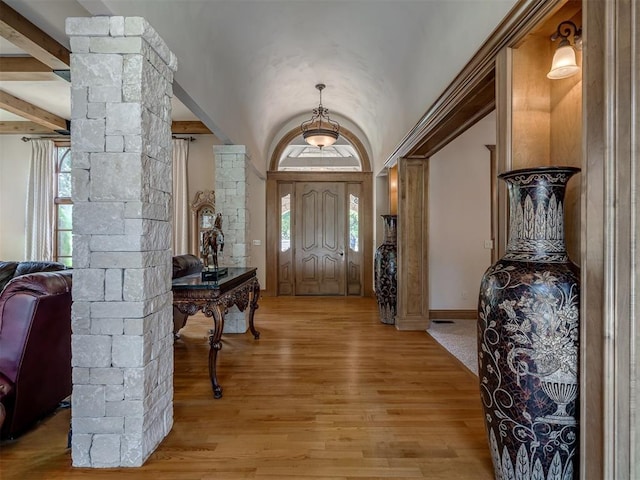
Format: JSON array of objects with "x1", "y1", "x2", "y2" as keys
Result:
[{"x1": 201, "y1": 213, "x2": 225, "y2": 269}]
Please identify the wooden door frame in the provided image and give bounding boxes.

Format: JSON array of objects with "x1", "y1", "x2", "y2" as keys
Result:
[{"x1": 266, "y1": 171, "x2": 373, "y2": 297}]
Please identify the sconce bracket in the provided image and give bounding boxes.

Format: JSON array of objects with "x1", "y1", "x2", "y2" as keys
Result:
[{"x1": 551, "y1": 20, "x2": 582, "y2": 50}]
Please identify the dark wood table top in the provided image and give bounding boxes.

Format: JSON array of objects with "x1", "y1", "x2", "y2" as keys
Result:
[{"x1": 172, "y1": 267, "x2": 257, "y2": 293}]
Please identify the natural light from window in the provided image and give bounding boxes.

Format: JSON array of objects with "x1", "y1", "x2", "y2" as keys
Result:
[
  {"x1": 278, "y1": 135, "x2": 361, "y2": 172},
  {"x1": 281, "y1": 194, "x2": 291, "y2": 252},
  {"x1": 55, "y1": 145, "x2": 72, "y2": 266}
]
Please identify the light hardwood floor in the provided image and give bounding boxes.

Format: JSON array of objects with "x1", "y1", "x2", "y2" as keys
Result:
[{"x1": 0, "y1": 296, "x2": 492, "y2": 479}]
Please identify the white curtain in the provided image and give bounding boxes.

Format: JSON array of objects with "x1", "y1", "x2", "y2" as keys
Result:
[
  {"x1": 172, "y1": 138, "x2": 190, "y2": 255},
  {"x1": 25, "y1": 139, "x2": 56, "y2": 261}
]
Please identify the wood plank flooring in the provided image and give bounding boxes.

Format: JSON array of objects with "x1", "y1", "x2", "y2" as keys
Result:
[{"x1": 0, "y1": 296, "x2": 493, "y2": 479}]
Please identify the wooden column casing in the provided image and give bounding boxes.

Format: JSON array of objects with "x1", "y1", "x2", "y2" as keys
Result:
[
  {"x1": 581, "y1": 0, "x2": 639, "y2": 478},
  {"x1": 396, "y1": 157, "x2": 429, "y2": 330}
]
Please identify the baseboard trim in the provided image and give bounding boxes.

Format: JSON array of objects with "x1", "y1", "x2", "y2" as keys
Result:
[
  {"x1": 395, "y1": 315, "x2": 430, "y2": 331},
  {"x1": 429, "y1": 309, "x2": 477, "y2": 320}
]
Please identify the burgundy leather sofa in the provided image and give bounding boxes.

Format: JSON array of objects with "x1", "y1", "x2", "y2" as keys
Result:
[
  {"x1": 172, "y1": 254, "x2": 203, "y2": 336},
  {"x1": 0, "y1": 261, "x2": 71, "y2": 439}
]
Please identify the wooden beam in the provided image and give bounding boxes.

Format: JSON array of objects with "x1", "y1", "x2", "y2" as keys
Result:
[
  {"x1": 171, "y1": 121, "x2": 211, "y2": 134},
  {"x1": 0, "y1": 1, "x2": 70, "y2": 69},
  {"x1": 0, "y1": 56, "x2": 63, "y2": 81},
  {"x1": 0, "y1": 90, "x2": 67, "y2": 131},
  {"x1": 0, "y1": 120, "x2": 55, "y2": 134}
]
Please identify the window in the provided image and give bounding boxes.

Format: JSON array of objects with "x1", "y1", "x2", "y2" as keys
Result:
[
  {"x1": 349, "y1": 194, "x2": 359, "y2": 251},
  {"x1": 55, "y1": 144, "x2": 72, "y2": 266},
  {"x1": 281, "y1": 194, "x2": 291, "y2": 252},
  {"x1": 277, "y1": 136, "x2": 362, "y2": 172}
]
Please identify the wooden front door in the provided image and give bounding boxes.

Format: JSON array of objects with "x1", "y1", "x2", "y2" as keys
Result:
[{"x1": 294, "y1": 182, "x2": 345, "y2": 295}]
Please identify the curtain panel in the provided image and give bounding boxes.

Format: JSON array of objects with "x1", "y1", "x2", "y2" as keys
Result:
[
  {"x1": 172, "y1": 138, "x2": 190, "y2": 255},
  {"x1": 25, "y1": 139, "x2": 56, "y2": 261}
]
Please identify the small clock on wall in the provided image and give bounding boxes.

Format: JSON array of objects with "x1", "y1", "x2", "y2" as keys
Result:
[{"x1": 190, "y1": 190, "x2": 217, "y2": 256}]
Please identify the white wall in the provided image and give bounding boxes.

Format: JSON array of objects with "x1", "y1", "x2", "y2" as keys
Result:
[
  {"x1": 246, "y1": 164, "x2": 266, "y2": 289},
  {"x1": 186, "y1": 134, "x2": 219, "y2": 203},
  {"x1": 184, "y1": 134, "x2": 219, "y2": 255},
  {"x1": 0, "y1": 135, "x2": 31, "y2": 260},
  {"x1": 428, "y1": 111, "x2": 495, "y2": 310}
]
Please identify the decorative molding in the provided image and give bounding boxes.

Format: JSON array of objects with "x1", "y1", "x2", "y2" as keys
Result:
[
  {"x1": 582, "y1": 0, "x2": 639, "y2": 478},
  {"x1": 408, "y1": 72, "x2": 495, "y2": 158},
  {"x1": 429, "y1": 309, "x2": 478, "y2": 320},
  {"x1": 429, "y1": 310, "x2": 476, "y2": 320},
  {"x1": 385, "y1": 0, "x2": 566, "y2": 167},
  {"x1": 486, "y1": 144, "x2": 499, "y2": 263}
]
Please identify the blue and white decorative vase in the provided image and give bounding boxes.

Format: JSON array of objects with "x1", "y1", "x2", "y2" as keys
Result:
[
  {"x1": 375, "y1": 214, "x2": 397, "y2": 324},
  {"x1": 478, "y1": 166, "x2": 580, "y2": 480}
]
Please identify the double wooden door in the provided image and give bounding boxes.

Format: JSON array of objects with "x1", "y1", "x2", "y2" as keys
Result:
[
  {"x1": 267, "y1": 171, "x2": 372, "y2": 297},
  {"x1": 294, "y1": 182, "x2": 346, "y2": 295}
]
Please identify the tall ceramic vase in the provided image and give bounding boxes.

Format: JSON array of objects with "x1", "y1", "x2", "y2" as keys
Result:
[
  {"x1": 478, "y1": 166, "x2": 580, "y2": 480},
  {"x1": 375, "y1": 214, "x2": 397, "y2": 324}
]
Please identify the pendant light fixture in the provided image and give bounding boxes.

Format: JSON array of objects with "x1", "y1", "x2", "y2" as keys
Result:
[
  {"x1": 547, "y1": 21, "x2": 582, "y2": 80},
  {"x1": 301, "y1": 83, "x2": 340, "y2": 149}
]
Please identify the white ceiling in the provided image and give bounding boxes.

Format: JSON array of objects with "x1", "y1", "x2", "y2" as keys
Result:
[{"x1": 2, "y1": 0, "x2": 517, "y2": 172}]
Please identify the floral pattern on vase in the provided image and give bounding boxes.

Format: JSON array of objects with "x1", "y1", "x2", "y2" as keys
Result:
[
  {"x1": 375, "y1": 215, "x2": 397, "y2": 324},
  {"x1": 478, "y1": 166, "x2": 580, "y2": 480}
]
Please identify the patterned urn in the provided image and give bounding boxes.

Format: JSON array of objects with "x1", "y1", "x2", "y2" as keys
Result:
[
  {"x1": 374, "y1": 214, "x2": 397, "y2": 324},
  {"x1": 477, "y1": 166, "x2": 580, "y2": 480}
]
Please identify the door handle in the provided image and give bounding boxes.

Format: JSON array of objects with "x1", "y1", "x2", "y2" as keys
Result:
[{"x1": 339, "y1": 251, "x2": 344, "y2": 256}]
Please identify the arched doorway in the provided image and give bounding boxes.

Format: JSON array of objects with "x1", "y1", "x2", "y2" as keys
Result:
[{"x1": 265, "y1": 125, "x2": 373, "y2": 297}]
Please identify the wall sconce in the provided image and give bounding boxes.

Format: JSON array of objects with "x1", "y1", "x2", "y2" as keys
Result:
[
  {"x1": 388, "y1": 166, "x2": 398, "y2": 215},
  {"x1": 547, "y1": 21, "x2": 582, "y2": 80}
]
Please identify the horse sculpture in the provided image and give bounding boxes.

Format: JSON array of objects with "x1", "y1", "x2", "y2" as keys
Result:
[{"x1": 201, "y1": 213, "x2": 225, "y2": 269}]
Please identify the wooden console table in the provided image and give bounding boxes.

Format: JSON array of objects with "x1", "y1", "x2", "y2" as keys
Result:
[{"x1": 172, "y1": 267, "x2": 260, "y2": 399}]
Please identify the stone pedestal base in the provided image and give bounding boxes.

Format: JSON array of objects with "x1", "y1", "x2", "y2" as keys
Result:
[{"x1": 223, "y1": 307, "x2": 248, "y2": 333}]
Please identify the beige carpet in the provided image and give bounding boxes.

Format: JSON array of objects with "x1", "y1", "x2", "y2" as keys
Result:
[{"x1": 427, "y1": 319, "x2": 478, "y2": 376}]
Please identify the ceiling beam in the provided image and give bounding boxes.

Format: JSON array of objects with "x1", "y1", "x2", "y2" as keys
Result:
[
  {"x1": 171, "y1": 121, "x2": 212, "y2": 135},
  {"x1": 0, "y1": 1, "x2": 70, "y2": 69},
  {"x1": 0, "y1": 56, "x2": 63, "y2": 81},
  {"x1": 0, "y1": 90, "x2": 68, "y2": 131},
  {"x1": 0, "y1": 120, "x2": 56, "y2": 134}
]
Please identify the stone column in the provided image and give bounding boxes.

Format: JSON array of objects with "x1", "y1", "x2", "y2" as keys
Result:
[
  {"x1": 213, "y1": 145, "x2": 250, "y2": 332},
  {"x1": 66, "y1": 16, "x2": 177, "y2": 467}
]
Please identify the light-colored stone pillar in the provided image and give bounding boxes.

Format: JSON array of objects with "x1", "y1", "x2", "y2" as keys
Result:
[
  {"x1": 213, "y1": 145, "x2": 250, "y2": 332},
  {"x1": 66, "y1": 16, "x2": 177, "y2": 467}
]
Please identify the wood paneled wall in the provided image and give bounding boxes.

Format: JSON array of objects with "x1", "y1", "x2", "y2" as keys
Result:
[
  {"x1": 509, "y1": 15, "x2": 582, "y2": 262},
  {"x1": 511, "y1": 35, "x2": 552, "y2": 167}
]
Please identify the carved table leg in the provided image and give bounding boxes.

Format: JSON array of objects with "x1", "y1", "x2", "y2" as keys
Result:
[
  {"x1": 206, "y1": 303, "x2": 225, "y2": 399},
  {"x1": 248, "y1": 278, "x2": 261, "y2": 339}
]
